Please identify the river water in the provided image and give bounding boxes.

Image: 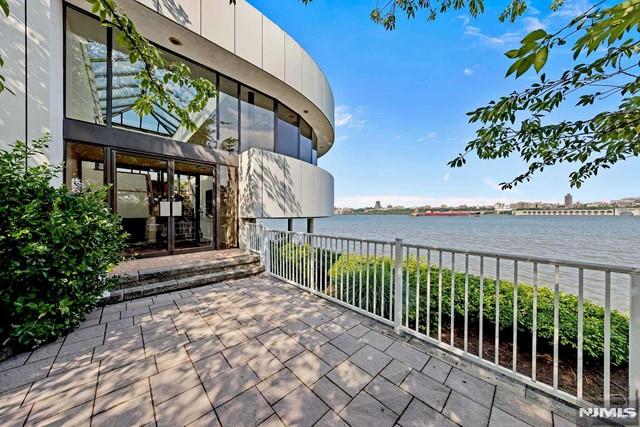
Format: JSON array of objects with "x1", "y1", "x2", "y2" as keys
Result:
[{"x1": 261, "y1": 215, "x2": 640, "y2": 311}]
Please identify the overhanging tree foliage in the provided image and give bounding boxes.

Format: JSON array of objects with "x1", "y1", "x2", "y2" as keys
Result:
[{"x1": 305, "y1": 0, "x2": 640, "y2": 189}]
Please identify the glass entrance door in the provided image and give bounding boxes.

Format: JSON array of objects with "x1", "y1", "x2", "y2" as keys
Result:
[
  {"x1": 173, "y1": 162, "x2": 215, "y2": 250},
  {"x1": 115, "y1": 153, "x2": 169, "y2": 256},
  {"x1": 111, "y1": 152, "x2": 231, "y2": 256}
]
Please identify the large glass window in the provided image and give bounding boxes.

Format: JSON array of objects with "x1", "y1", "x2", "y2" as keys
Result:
[
  {"x1": 65, "y1": 9, "x2": 108, "y2": 125},
  {"x1": 217, "y1": 165, "x2": 238, "y2": 249},
  {"x1": 241, "y1": 86, "x2": 275, "y2": 152},
  {"x1": 299, "y1": 119, "x2": 313, "y2": 163},
  {"x1": 65, "y1": 142, "x2": 104, "y2": 191},
  {"x1": 276, "y1": 104, "x2": 299, "y2": 158},
  {"x1": 111, "y1": 35, "x2": 217, "y2": 145},
  {"x1": 218, "y1": 77, "x2": 239, "y2": 152}
]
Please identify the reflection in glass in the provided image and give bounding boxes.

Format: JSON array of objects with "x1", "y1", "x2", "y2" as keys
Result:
[
  {"x1": 111, "y1": 36, "x2": 217, "y2": 144},
  {"x1": 218, "y1": 77, "x2": 239, "y2": 152},
  {"x1": 65, "y1": 9, "x2": 108, "y2": 125},
  {"x1": 116, "y1": 154, "x2": 169, "y2": 254},
  {"x1": 66, "y1": 142, "x2": 104, "y2": 192},
  {"x1": 174, "y1": 162, "x2": 215, "y2": 249},
  {"x1": 276, "y1": 104, "x2": 299, "y2": 158},
  {"x1": 241, "y1": 86, "x2": 275, "y2": 152},
  {"x1": 217, "y1": 165, "x2": 238, "y2": 249},
  {"x1": 299, "y1": 119, "x2": 313, "y2": 163}
]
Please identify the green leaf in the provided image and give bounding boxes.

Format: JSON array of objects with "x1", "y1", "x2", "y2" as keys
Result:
[
  {"x1": 521, "y1": 29, "x2": 548, "y2": 44},
  {"x1": 0, "y1": 0, "x2": 9, "y2": 17},
  {"x1": 533, "y1": 46, "x2": 549, "y2": 72},
  {"x1": 505, "y1": 49, "x2": 519, "y2": 59},
  {"x1": 505, "y1": 60, "x2": 520, "y2": 77}
]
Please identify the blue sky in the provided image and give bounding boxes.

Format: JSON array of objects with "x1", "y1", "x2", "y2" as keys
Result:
[{"x1": 250, "y1": 0, "x2": 640, "y2": 208}]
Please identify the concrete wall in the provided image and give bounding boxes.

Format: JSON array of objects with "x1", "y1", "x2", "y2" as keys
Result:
[
  {"x1": 239, "y1": 149, "x2": 334, "y2": 219},
  {"x1": 130, "y1": 0, "x2": 335, "y2": 155},
  {"x1": 0, "y1": 0, "x2": 64, "y2": 183}
]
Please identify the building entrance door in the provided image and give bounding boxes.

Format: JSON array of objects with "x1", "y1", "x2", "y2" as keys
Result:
[
  {"x1": 172, "y1": 162, "x2": 216, "y2": 251},
  {"x1": 114, "y1": 152, "x2": 217, "y2": 256},
  {"x1": 115, "y1": 153, "x2": 170, "y2": 256}
]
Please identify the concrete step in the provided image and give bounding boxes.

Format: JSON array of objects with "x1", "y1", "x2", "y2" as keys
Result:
[
  {"x1": 102, "y1": 263, "x2": 265, "y2": 304},
  {"x1": 114, "y1": 253, "x2": 261, "y2": 289}
]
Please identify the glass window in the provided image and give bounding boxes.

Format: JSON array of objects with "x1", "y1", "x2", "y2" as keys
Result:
[
  {"x1": 65, "y1": 142, "x2": 104, "y2": 191},
  {"x1": 217, "y1": 165, "x2": 238, "y2": 249},
  {"x1": 299, "y1": 119, "x2": 313, "y2": 163},
  {"x1": 110, "y1": 33, "x2": 217, "y2": 146},
  {"x1": 65, "y1": 9, "x2": 108, "y2": 125},
  {"x1": 240, "y1": 86, "x2": 275, "y2": 152},
  {"x1": 312, "y1": 132, "x2": 318, "y2": 165},
  {"x1": 218, "y1": 77, "x2": 239, "y2": 152},
  {"x1": 276, "y1": 104, "x2": 299, "y2": 158}
]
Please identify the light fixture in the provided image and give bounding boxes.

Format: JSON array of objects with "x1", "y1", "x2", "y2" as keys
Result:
[{"x1": 169, "y1": 37, "x2": 182, "y2": 46}]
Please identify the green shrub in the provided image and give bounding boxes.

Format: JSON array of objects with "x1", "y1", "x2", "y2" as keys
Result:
[
  {"x1": 326, "y1": 253, "x2": 629, "y2": 365},
  {"x1": 0, "y1": 136, "x2": 127, "y2": 354}
]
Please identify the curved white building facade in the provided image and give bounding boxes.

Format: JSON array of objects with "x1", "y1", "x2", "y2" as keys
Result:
[{"x1": 0, "y1": 0, "x2": 335, "y2": 256}]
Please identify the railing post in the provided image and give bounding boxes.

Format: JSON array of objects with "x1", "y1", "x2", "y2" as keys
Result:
[
  {"x1": 630, "y1": 272, "x2": 640, "y2": 411},
  {"x1": 309, "y1": 235, "x2": 316, "y2": 291},
  {"x1": 394, "y1": 238, "x2": 404, "y2": 334},
  {"x1": 260, "y1": 224, "x2": 269, "y2": 272}
]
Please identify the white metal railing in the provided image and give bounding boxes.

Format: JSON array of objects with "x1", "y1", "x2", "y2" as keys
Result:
[{"x1": 245, "y1": 223, "x2": 640, "y2": 409}]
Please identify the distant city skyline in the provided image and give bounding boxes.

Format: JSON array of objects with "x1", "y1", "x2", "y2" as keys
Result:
[{"x1": 335, "y1": 194, "x2": 640, "y2": 210}]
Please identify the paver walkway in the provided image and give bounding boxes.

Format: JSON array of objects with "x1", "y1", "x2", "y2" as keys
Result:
[{"x1": 0, "y1": 274, "x2": 581, "y2": 427}]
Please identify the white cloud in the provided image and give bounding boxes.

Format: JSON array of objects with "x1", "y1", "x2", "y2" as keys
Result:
[
  {"x1": 335, "y1": 105, "x2": 366, "y2": 129},
  {"x1": 523, "y1": 16, "x2": 546, "y2": 32},
  {"x1": 335, "y1": 135, "x2": 349, "y2": 142},
  {"x1": 335, "y1": 105, "x2": 353, "y2": 127},
  {"x1": 551, "y1": 0, "x2": 593, "y2": 18},
  {"x1": 483, "y1": 177, "x2": 520, "y2": 193},
  {"x1": 483, "y1": 177, "x2": 503, "y2": 191},
  {"x1": 526, "y1": 2, "x2": 541, "y2": 15},
  {"x1": 464, "y1": 25, "x2": 520, "y2": 47},
  {"x1": 463, "y1": 67, "x2": 475, "y2": 76},
  {"x1": 335, "y1": 195, "x2": 523, "y2": 209},
  {"x1": 353, "y1": 119, "x2": 367, "y2": 129},
  {"x1": 417, "y1": 131, "x2": 438, "y2": 142},
  {"x1": 457, "y1": 15, "x2": 470, "y2": 26},
  {"x1": 443, "y1": 173, "x2": 451, "y2": 182}
]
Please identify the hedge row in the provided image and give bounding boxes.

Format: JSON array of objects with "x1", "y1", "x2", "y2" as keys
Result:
[{"x1": 275, "y1": 243, "x2": 629, "y2": 365}]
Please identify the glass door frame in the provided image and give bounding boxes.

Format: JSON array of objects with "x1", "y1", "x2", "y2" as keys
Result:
[
  {"x1": 109, "y1": 148, "x2": 218, "y2": 257},
  {"x1": 172, "y1": 161, "x2": 218, "y2": 255}
]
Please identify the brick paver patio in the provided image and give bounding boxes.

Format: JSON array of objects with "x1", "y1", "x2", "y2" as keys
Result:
[{"x1": 0, "y1": 274, "x2": 580, "y2": 427}]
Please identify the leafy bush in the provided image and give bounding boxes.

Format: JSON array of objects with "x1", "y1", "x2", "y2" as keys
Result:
[
  {"x1": 0, "y1": 136, "x2": 127, "y2": 354},
  {"x1": 325, "y1": 253, "x2": 629, "y2": 365}
]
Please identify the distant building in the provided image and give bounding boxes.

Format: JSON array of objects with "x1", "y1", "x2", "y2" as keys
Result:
[
  {"x1": 374, "y1": 201, "x2": 382, "y2": 210},
  {"x1": 612, "y1": 197, "x2": 640, "y2": 207},
  {"x1": 494, "y1": 203, "x2": 512, "y2": 213},
  {"x1": 565, "y1": 193, "x2": 574, "y2": 208},
  {"x1": 334, "y1": 207, "x2": 353, "y2": 215}
]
